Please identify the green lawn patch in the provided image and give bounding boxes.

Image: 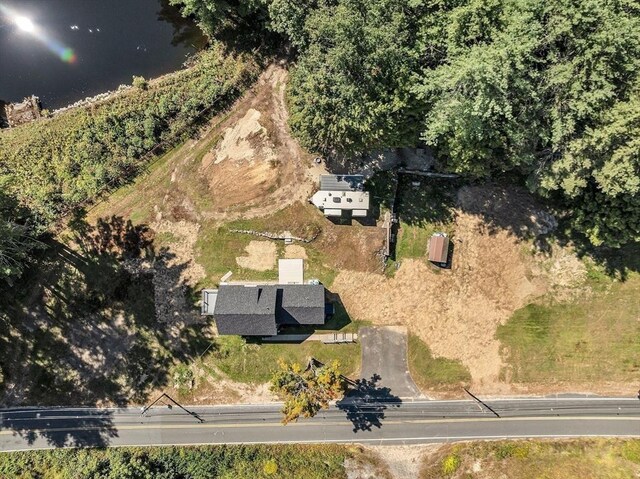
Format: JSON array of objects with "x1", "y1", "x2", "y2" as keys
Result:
[
  {"x1": 195, "y1": 224, "x2": 279, "y2": 286},
  {"x1": 228, "y1": 202, "x2": 324, "y2": 240},
  {"x1": 407, "y1": 334, "x2": 471, "y2": 391},
  {"x1": 394, "y1": 175, "x2": 457, "y2": 262},
  {"x1": 497, "y1": 274, "x2": 640, "y2": 384},
  {"x1": 206, "y1": 336, "x2": 361, "y2": 384},
  {"x1": 196, "y1": 203, "x2": 345, "y2": 288}
]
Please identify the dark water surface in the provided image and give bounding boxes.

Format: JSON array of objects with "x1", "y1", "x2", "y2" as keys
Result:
[{"x1": 0, "y1": 0, "x2": 204, "y2": 109}]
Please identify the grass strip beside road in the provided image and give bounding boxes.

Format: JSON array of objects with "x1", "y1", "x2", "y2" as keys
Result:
[
  {"x1": 202, "y1": 336, "x2": 361, "y2": 384},
  {"x1": 420, "y1": 439, "x2": 640, "y2": 478}
]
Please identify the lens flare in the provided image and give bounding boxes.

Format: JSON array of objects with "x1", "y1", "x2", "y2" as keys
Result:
[
  {"x1": 0, "y1": 4, "x2": 77, "y2": 64},
  {"x1": 60, "y1": 47, "x2": 77, "y2": 63},
  {"x1": 14, "y1": 15, "x2": 35, "y2": 32}
]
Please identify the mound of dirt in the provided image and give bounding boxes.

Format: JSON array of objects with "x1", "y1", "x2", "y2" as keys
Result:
[
  {"x1": 213, "y1": 108, "x2": 273, "y2": 165},
  {"x1": 197, "y1": 65, "x2": 316, "y2": 218},
  {"x1": 236, "y1": 240, "x2": 277, "y2": 271},
  {"x1": 202, "y1": 108, "x2": 279, "y2": 210}
]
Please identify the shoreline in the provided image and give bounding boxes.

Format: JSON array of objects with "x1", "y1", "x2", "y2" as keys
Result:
[{"x1": 1, "y1": 52, "x2": 203, "y2": 125}]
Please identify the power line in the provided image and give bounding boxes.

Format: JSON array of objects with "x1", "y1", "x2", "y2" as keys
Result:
[{"x1": 141, "y1": 392, "x2": 204, "y2": 423}]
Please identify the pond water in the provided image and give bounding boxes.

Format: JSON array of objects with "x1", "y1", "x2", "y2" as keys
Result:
[{"x1": 0, "y1": 0, "x2": 205, "y2": 109}]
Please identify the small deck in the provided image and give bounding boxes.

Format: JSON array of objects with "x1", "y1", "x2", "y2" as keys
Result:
[{"x1": 260, "y1": 332, "x2": 358, "y2": 344}]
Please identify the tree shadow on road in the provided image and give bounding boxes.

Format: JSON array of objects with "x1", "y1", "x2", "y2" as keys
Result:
[
  {"x1": 0, "y1": 408, "x2": 118, "y2": 448},
  {"x1": 336, "y1": 374, "x2": 402, "y2": 432}
]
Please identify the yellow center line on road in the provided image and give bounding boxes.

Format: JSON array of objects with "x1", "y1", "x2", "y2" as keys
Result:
[{"x1": 1, "y1": 415, "x2": 639, "y2": 436}]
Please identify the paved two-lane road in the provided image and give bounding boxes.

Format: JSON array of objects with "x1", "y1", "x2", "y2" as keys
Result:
[{"x1": 2, "y1": 397, "x2": 640, "y2": 451}]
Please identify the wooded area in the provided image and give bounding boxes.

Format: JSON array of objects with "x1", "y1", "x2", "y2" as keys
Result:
[{"x1": 172, "y1": 0, "x2": 640, "y2": 248}]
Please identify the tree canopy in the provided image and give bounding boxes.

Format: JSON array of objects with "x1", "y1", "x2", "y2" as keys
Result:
[
  {"x1": 270, "y1": 358, "x2": 345, "y2": 424},
  {"x1": 173, "y1": 0, "x2": 640, "y2": 246},
  {"x1": 0, "y1": 181, "x2": 42, "y2": 285}
]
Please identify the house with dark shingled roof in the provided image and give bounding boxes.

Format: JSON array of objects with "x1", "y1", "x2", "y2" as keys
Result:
[{"x1": 203, "y1": 284, "x2": 326, "y2": 336}]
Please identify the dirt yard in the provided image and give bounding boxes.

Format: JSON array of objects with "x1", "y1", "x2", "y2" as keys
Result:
[
  {"x1": 332, "y1": 185, "x2": 587, "y2": 394},
  {"x1": 235, "y1": 240, "x2": 277, "y2": 271}
]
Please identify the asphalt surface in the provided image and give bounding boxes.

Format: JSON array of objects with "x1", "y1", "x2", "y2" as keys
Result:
[
  {"x1": 2, "y1": 397, "x2": 640, "y2": 451},
  {"x1": 358, "y1": 326, "x2": 422, "y2": 398}
]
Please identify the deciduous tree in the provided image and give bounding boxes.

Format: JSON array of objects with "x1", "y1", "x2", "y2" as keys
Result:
[{"x1": 270, "y1": 358, "x2": 345, "y2": 424}]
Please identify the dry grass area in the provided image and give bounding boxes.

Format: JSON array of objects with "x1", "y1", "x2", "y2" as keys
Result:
[
  {"x1": 419, "y1": 439, "x2": 640, "y2": 479},
  {"x1": 332, "y1": 185, "x2": 593, "y2": 394}
]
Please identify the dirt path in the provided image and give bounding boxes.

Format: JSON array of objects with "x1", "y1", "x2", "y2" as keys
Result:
[{"x1": 368, "y1": 445, "x2": 434, "y2": 479}]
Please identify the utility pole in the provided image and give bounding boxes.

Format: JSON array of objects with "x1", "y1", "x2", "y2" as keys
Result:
[
  {"x1": 141, "y1": 392, "x2": 205, "y2": 423},
  {"x1": 463, "y1": 387, "x2": 500, "y2": 418}
]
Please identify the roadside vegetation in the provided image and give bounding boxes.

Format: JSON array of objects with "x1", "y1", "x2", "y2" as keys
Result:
[
  {"x1": 0, "y1": 444, "x2": 385, "y2": 479},
  {"x1": 420, "y1": 439, "x2": 640, "y2": 478}
]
